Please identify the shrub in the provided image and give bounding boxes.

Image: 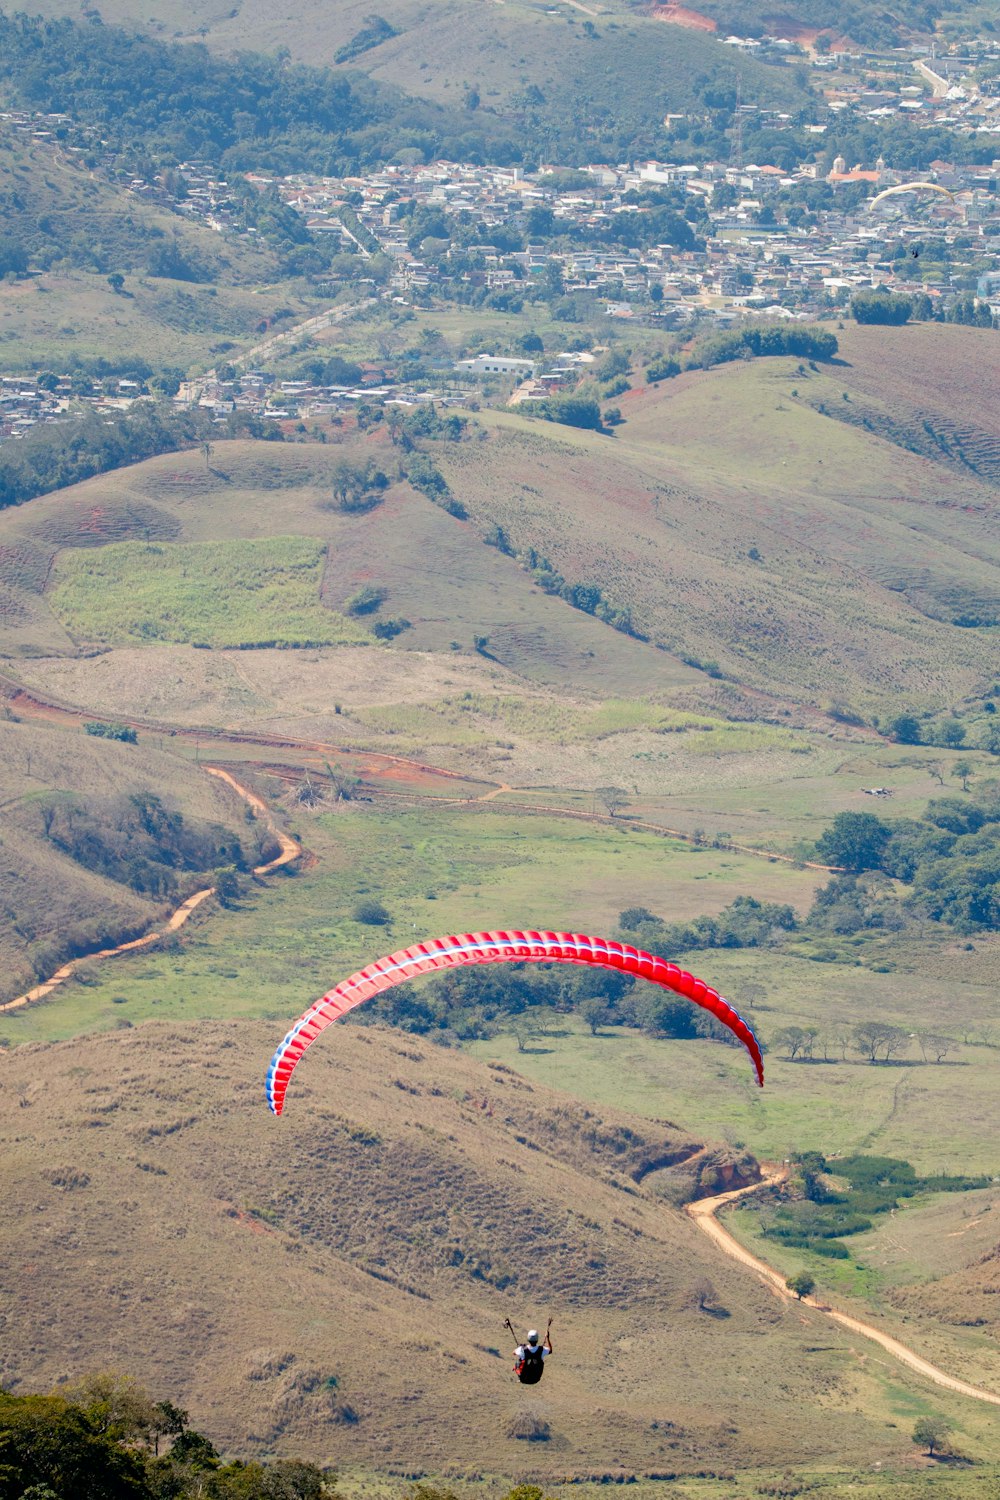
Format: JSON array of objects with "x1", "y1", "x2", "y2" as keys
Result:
[
  {"x1": 84, "y1": 721, "x2": 137, "y2": 743},
  {"x1": 353, "y1": 899, "x2": 391, "y2": 926},
  {"x1": 505, "y1": 1409, "x2": 550, "y2": 1441}
]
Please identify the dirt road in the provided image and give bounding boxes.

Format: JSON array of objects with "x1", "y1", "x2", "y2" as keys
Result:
[
  {"x1": 687, "y1": 1172, "x2": 1000, "y2": 1407},
  {"x1": 0, "y1": 768, "x2": 301, "y2": 1016}
]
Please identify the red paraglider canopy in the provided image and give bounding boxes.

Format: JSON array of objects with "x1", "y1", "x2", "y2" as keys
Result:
[{"x1": 266, "y1": 929, "x2": 764, "y2": 1114}]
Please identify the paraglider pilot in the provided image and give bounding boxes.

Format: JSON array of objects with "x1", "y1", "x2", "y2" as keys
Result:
[{"x1": 507, "y1": 1318, "x2": 553, "y2": 1384}]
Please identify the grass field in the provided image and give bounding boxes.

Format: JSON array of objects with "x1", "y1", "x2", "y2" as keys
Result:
[
  {"x1": 48, "y1": 535, "x2": 366, "y2": 648},
  {"x1": 0, "y1": 802, "x2": 824, "y2": 1046}
]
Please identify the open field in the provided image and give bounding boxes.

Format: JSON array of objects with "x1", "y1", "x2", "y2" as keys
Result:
[
  {"x1": 0, "y1": 800, "x2": 825, "y2": 1046},
  {"x1": 0, "y1": 271, "x2": 310, "y2": 375},
  {"x1": 49, "y1": 535, "x2": 365, "y2": 648},
  {"x1": 469, "y1": 939, "x2": 1000, "y2": 1178},
  {"x1": 2, "y1": 1019, "x2": 999, "y2": 1484}
]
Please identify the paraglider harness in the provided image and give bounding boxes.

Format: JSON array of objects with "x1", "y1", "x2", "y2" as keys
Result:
[{"x1": 505, "y1": 1318, "x2": 551, "y2": 1385}]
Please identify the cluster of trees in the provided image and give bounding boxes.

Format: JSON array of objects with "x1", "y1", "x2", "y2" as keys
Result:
[
  {"x1": 772, "y1": 1020, "x2": 957, "y2": 1065},
  {"x1": 38, "y1": 791, "x2": 262, "y2": 901},
  {"x1": 0, "y1": 1376, "x2": 332, "y2": 1499},
  {"x1": 0, "y1": 405, "x2": 279, "y2": 512},
  {"x1": 813, "y1": 799, "x2": 1000, "y2": 932},
  {"x1": 852, "y1": 289, "x2": 995, "y2": 328},
  {"x1": 645, "y1": 325, "x2": 837, "y2": 385},
  {"x1": 760, "y1": 1152, "x2": 986, "y2": 1260}
]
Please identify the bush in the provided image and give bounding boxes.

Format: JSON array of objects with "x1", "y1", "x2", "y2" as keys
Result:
[
  {"x1": 353, "y1": 899, "x2": 391, "y2": 926},
  {"x1": 504, "y1": 1409, "x2": 551, "y2": 1441},
  {"x1": 84, "y1": 721, "x2": 137, "y2": 743}
]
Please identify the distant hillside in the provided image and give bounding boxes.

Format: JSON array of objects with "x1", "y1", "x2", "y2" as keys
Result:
[
  {"x1": 0, "y1": 715, "x2": 276, "y2": 1002},
  {"x1": 679, "y1": 0, "x2": 960, "y2": 47},
  {"x1": 0, "y1": 122, "x2": 319, "y2": 375},
  {"x1": 1, "y1": 323, "x2": 998, "y2": 715},
  {"x1": 0, "y1": 5, "x2": 813, "y2": 168},
  {"x1": 0, "y1": 1020, "x2": 930, "y2": 1478}
]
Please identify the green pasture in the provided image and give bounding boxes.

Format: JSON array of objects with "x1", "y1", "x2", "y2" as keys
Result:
[
  {"x1": 0, "y1": 271, "x2": 296, "y2": 375},
  {"x1": 48, "y1": 536, "x2": 367, "y2": 649},
  {"x1": 464, "y1": 940, "x2": 1000, "y2": 1176},
  {"x1": 353, "y1": 693, "x2": 811, "y2": 757},
  {"x1": 0, "y1": 804, "x2": 821, "y2": 1047}
]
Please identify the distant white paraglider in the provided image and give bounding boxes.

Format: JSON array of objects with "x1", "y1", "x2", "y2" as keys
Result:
[{"x1": 869, "y1": 182, "x2": 956, "y2": 210}]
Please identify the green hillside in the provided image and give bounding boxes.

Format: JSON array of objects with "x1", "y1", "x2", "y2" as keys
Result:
[
  {"x1": 0, "y1": 123, "x2": 316, "y2": 373},
  {"x1": 0, "y1": 5, "x2": 812, "y2": 167},
  {"x1": 3, "y1": 323, "x2": 999, "y2": 717}
]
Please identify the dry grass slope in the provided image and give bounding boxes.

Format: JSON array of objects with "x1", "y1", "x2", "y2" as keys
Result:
[{"x1": 0, "y1": 1020, "x2": 958, "y2": 1479}]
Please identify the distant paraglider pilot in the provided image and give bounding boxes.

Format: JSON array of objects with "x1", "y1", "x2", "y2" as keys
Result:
[{"x1": 508, "y1": 1319, "x2": 552, "y2": 1384}]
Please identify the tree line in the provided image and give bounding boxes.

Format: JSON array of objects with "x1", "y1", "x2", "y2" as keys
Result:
[{"x1": 0, "y1": 405, "x2": 279, "y2": 512}]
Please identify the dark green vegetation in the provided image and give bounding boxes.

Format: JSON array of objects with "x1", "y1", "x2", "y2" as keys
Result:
[
  {"x1": 0, "y1": 405, "x2": 277, "y2": 511},
  {"x1": 0, "y1": 1381, "x2": 331, "y2": 1499},
  {"x1": 0, "y1": 13, "x2": 514, "y2": 171},
  {"x1": 813, "y1": 797, "x2": 1000, "y2": 932},
  {"x1": 759, "y1": 1153, "x2": 989, "y2": 1260},
  {"x1": 645, "y1": 323, "x2": 839, "y2": 385}
]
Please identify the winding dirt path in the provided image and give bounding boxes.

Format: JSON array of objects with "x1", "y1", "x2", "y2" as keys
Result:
[
  {"x1": 0, "y1": 768, "x2": 301, "y2": 1016},
  {"x1": 687, "y1": 1171, "x2": 1000, "y2": 1407},
  {"x1": 2, "y1": 673, "x2": 844, "y2": 869}
]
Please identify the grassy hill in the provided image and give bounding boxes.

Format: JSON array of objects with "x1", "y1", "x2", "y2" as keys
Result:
[
  {"x1": 4, "y1": 322, "x2": 999, "y2": 716},
  {"x1": 0, "y1": 714, "x2": 276, "y2": 1003},
  {"x1": 2, "y1": 1018, "x2": 996, "y2": 1485},
  {"x1": 0, "y1": 123, "x2": 317, "y2": 374}
]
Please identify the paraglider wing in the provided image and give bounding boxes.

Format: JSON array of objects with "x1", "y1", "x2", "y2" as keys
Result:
[
  {"x1": 265, "y1": 930, "x2": 764, "y2": 1114},
  {"x1": 869, "y1": 182, "x2": 955, "y2": 210}
]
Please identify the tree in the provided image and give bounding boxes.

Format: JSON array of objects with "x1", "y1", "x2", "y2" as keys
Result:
[
  {"x1": 0, "y1": 1390, "x2": 149, "y2": 1499},
  {"x1": 688, "y1": 1275, "x2": 719, "y2": 1311},
  {"x1": 912, "y1": 1416, "x2": 952, "y2": 1456},
  {"x1": 353, "y1": 899, "x2": 391, "y2": 925},
  {"x1": 214, "y1": 865, "x2": 243, "y2": 907},
  {"x1": 596, "y1": 786, "x2": 628, "y2": 817},
  {"x1": 786, "y1": 1270, "x2": 815, "y2": 1299},
  {"x1": 918, "y1": 1033, "x2": 954, "y2": 1064},
  {"x1": 815, "y1": 811, "x2": 891, "y2": 872},
  {"x1": 579, "y1": 997, "x2": 607, "y2": 1035},
  {"x1": 854, "y1": 1020, "x2": 909, "y2": 1063},
  {"x1": 850, "y1": 289, "x2": 911, "y2": 325},
  {"x1": 107, "y1": 272, "x2": 125, "y2": 293},
  {"x1": 951, "y1": 758, "x2": 973, "y2": 792},
  {"x1": 773, "y1": 1026, "x2": 813, "y2": 1060},
  {"x1": 939, "y1": 717, "x2": 966, "y2": 748},
  {"x1": 889, "y1": 713, "x2": 922, "y2": 745}
]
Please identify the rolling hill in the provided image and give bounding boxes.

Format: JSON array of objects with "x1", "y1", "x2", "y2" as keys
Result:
[
  {"x1": 5, "y1": 323, "x2": 996, "y2": 717},
  {"x1": 0, "y1": 713, "x2": 278, "y2": 1004},
  {"x1": 4, "y1": 0, "x2": 813, "y2": 166},
  {"x1": 0, "y1": 1019, "x2": 986, "y2": 1480},
  {"x1": 0, "y1": 122, "x2": 317, "y2": 374}
]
